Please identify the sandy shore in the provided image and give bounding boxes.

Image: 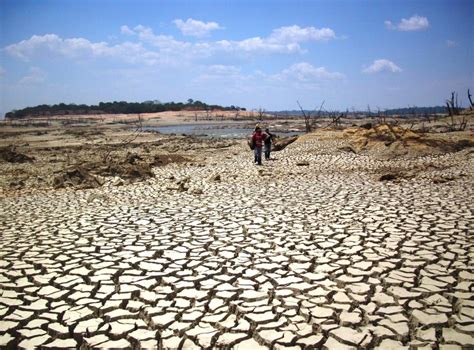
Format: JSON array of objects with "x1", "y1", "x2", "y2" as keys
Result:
[{"x1": 0, "y1": 113, "x2": 473, "y2": 348}]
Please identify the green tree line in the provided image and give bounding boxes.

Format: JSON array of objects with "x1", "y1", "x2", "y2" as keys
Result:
[{"x1": 5, "y1": 99, "x2": 245, "y2": 119}]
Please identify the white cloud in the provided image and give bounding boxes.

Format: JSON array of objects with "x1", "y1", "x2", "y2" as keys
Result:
[
  {"x1": 133, "y1": 25, "x2": 192, "y2": 52},
  {"x1": 128, "y1": 25, "x2": 296, "y2": 57},
  {"x1": 398, "y1": 15, "x2": 429, "y2": 31},
  {"x1": 219, "y1": 25, "x2": 336, "y2": 54},
  {"x1": 232, "y1": 37, "x2": 301, "y2": 53},
  {"x1": 5, "y1": 34, "x2": 61, "y2": 60},
  {"x1": 385, "y1": 15, "x2": 429, "y2": 31},
  {"x1": 269, "y1": 25, "x2": 336, "y2": 43},
  {"x1": 19, "y1": 67, "x2": 46, "y2": 84},
  {"x1": 4, "y1": 23, "x2": 339, "y2": 67},
  {"x1": 274, "y1": 62, "x2": 344, "y2": 81},
  {"x1": 173, "y1": 18, "x2": 222, "y2": 37},
  {"x1": 132, "y1": 23, "x2": 336, "y2": 55},
  {"x1": 363, "y1": 59, "x2": 402, "y2": 74},
  {"x1": 195, "y1": 63, "x2": 343, "y2": 89},
  {"x1": 120, "y1": 25, "x2": 135, "y2": 35},
  {"x1": 446, "y1": 40, "x2": 457, "y2": 47},
  {"x1": 4, "y1": 33, "x2": 160, "y2": 65}
]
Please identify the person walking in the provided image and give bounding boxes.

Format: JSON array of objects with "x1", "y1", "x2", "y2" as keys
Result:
[
  {"x1": 264, "y1": 128, "x2": 275, "y2": 160},
  {"x1": 251, "y1": 126, "x2": 266, "y2": 165}
]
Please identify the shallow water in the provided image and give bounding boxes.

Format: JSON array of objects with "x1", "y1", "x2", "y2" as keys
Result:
[{"x1": 144, "y1": 124, "x2": 302, "y2": 139}]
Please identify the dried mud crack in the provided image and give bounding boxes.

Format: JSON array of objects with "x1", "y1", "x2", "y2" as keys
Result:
[{"x1": 0, "y1": 133, "x2": 473, "y2": 349}]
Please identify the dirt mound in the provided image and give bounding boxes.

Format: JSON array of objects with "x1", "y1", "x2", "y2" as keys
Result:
[
  {"x1": 53, "y1": 167, "x2": 103, "y2": 189},
  {"x1": 150, "y1": 154, "x2": 189, "y2": 166},
  {"x1": 92, "y1": 153, "x2": 189, "y2": 184},
  {"x1": 0, "y1": 146, "x2": 35, "y2": 163},
  {"x1": 48, "y1": 152, "x2": 190, "y2": 190},
  {"x1": 100, "y1": 161, "x2": 154, "y2": 180},
  {"x1": 342, "y1": 124, "x2": 474, "y2": 158}
]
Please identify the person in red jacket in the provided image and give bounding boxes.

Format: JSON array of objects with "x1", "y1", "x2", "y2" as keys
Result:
[{"x1": 251, "y1": 126, "x2": 267, "y2": 165}]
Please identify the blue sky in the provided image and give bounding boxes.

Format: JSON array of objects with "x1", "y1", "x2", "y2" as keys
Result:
[{"x1": 0, "y1": 0, "x2": 472, "y2": 114}]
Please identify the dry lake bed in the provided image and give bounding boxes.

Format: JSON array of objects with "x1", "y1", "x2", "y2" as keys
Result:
[{"x1": 0, "y1": 115, "x2": 473, "y2": 349}]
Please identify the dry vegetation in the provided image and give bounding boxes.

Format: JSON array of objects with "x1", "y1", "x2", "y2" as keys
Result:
[{"x1": 0, "y1": 118, "x2": 236, "y2": 195}]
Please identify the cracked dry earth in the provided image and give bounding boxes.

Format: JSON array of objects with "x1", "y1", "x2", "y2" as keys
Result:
[{"x1": 1, "y1": 135, "x2": 473, "y2": 349}]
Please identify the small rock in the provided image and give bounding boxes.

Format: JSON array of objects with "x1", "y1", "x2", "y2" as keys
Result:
[
  {"x1": 113, "y1": 178, "x2": 124, "y2": 186},
  {"x1": 339, "y1": 146, "x2": 357, "y2": 153},
  {"x1": 209, "y1": 174, "x2": 221, "y2": 182},
  {"x1": 379, "y1": 174, "x2": 397, "y2": 181}
]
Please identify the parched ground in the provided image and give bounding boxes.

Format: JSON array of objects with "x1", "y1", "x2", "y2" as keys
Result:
[{"x1": 0, "y1": 127, "x2": 473, "y2": 349}]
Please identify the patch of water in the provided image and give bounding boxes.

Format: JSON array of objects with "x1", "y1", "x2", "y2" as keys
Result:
[{"x1": 144, "y1": 124, "x2": 302, "y2": 139}]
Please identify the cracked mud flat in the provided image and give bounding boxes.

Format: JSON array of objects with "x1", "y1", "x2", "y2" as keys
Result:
[{"x1": 0, "y1": 133, "x2": 473, "y2": 349}]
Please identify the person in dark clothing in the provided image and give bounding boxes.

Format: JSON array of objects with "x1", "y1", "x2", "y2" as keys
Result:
[
  {"x1": 264, "y1": 128, "x2": 275, "y2": 160},
  {"x1": 251, "y1": 126, "x2": 266, "y2": 165}
]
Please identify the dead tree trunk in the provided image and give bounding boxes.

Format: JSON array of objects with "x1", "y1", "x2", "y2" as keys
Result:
[
  {"x1": 312, "y1": 100, "x2": 325, "y2": 128},
  {"x1": 448, "y1": 91, "x2": 460, "y2": 115},
  {"x1": 103, "y1": 114, "x2": 143, "y2": 163},
  {"x1": 332, "y1": 113, "x2": 342, "y2": 128},
  {"x1": 446, "y1": 101, "x2": 453, "y2": 116},
  {"x1": 460, "y1": 117, "x2": 467, "y2": 130},
  {"x1": 297, "y1": 100, "x2": 312, "y2": 133},
  {"x1": 468, "y1": 89, "x2": 473, "y2": 110},
  {"x1": 257, "y1": 108, "x2": 264, "y2": 123}
]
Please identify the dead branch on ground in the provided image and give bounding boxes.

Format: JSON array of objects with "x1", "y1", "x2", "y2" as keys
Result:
[
  {"x1": 103, "y1": 114, "x2": 144, "y2": 163},
  {"x1": 445, "y1": 114, "x2": 467, "y2": 132}
]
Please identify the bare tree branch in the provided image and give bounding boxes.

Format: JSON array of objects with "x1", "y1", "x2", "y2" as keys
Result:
[
  {"x1": 468, "y1": 88, "x2": 473, "y2": 110},
  {"x1": 103, "y1": 114, "x2": 143, "y2": 163},
  {"x1": 297, "y1": 100, "x2": 312, "y2": 133}
]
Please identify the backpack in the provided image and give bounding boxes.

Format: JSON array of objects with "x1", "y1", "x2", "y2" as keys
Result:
[{"x1": 248, "y1": 138, "x2": 255, "y2": 150}]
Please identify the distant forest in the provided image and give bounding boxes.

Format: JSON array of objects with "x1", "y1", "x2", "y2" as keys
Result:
[
  {"x1": 4, "y1": 99, "x2": 245, "y2": 120},
  {"x1": 5, "y1": 101, "x2": 451, "y2": 120},
  {"x1": 273, "y1": 106, "x2": 448, "y2": 117},
  {"x1": 382, "y1": 106, "x2": 448, "y2": 115}
]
